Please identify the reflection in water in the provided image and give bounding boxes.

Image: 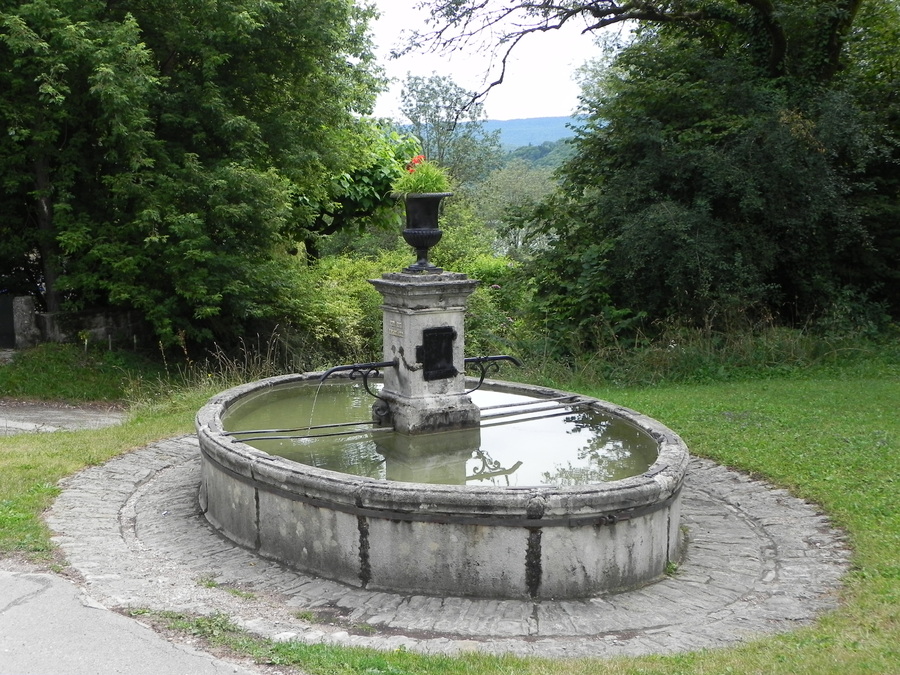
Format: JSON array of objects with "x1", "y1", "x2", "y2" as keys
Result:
[
  {"x1": 468, "y1": 449, "x2": 523, "y2": 485},
  {"x1": 223, "y1": 383, "x2": 658, "y2": 487},
  {"x1": 375, "y1": 428, "x2": 477, "y2": 485},
  {"x1": 540, "y1": 411, "x2": 648, "y2": 485}
]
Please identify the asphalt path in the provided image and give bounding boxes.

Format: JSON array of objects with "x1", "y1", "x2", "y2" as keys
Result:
[{"x1": 0, "y1": 393, "x2": 283, "y2": 674}]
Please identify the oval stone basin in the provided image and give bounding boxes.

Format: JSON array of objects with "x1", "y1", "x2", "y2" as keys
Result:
[
  {"x1": 222, "y1": 382, "x2": 661, "y2": 486},
  {"x1": 196, "y1": 374, "x2": 689, "y2": 600}
]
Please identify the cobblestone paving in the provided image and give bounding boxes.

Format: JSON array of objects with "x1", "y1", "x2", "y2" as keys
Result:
[{"x1": 46, "y1": 436, "x2": 850, "y2": 658}]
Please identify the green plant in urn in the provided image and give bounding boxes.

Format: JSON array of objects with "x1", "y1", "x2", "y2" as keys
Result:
[{"x1": 391, "y1": 155, "x2": 453, "y2": 273}]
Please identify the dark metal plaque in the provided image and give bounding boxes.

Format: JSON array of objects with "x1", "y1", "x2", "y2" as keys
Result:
[{"x1": 416, "y1": 326, "x2": 458, "y2": 381}]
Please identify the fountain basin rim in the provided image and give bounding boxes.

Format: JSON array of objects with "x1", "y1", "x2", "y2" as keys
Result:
[{"x1": 196, "y1": 373, "x2": 689, "y2": 520}]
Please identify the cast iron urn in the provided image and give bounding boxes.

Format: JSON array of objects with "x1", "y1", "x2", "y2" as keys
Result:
[{"x1": 401, "y1": 192, "x2": 452, "y2": 274}]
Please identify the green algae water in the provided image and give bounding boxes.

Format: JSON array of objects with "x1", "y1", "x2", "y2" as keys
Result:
[{"x1": 222, "y1": 382, "x2": 658, "y2": 487}]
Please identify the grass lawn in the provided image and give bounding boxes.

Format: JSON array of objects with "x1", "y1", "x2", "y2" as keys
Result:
[{"x1": 1, "y1": 345, "x2": 897, "y2": 674}]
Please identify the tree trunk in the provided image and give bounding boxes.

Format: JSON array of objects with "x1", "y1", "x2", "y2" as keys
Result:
[{"x1": 34, "y1": 154, "x2": 62, "y2": 313}]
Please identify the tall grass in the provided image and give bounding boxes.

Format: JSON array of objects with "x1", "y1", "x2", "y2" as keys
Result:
[
  {"x1": 3, "y1": 322, "x2": 893, "y2": 407},
  {"x1": 515, "y1": 322, "x2": 899, "y2": 390},
  {"x1": 126, "y1": 329, "x2": 335, "y2": 409}
]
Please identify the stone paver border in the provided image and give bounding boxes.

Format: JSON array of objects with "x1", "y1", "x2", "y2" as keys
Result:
[{"x1": 47, "y1": 436, "x2": 850, "y2": 658}]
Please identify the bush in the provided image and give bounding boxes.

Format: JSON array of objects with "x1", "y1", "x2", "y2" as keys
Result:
[{"x1": 283, "y1": 251, "x2": 409, "y2": 368}]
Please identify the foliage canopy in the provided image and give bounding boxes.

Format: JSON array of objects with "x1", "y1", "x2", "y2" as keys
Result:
[
  {"x1": 0, "y1": 0, "x2": 395, "y2": 345},
  {"x1": 414, "y1": 0, "x2": 899, "y2": 345}
]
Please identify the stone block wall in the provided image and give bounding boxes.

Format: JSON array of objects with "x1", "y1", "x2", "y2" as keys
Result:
[{"x1": 1, "y1": 295, "x2": 145, "y2": 350}]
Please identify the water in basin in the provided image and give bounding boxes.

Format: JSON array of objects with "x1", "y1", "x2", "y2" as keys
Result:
[{"x1": 223, "y1": 382, "x2": 658, "y2": 487}]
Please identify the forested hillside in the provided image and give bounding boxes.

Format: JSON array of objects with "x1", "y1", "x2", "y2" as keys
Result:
[{"x1": 481, "y1": 116, "x2": 578, "y2": 147}]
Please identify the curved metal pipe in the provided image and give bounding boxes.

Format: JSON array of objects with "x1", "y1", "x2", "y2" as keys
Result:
[
  {"x1": 318, "y1": 360, "x2": 397, "y2": 383},
  {"x1": 318, "y1": 359, "x2": 397, "y2": 401},
  {"x1": 464, "y1": 354, "x2": 523, "y2": 368},
  {"x1": 463, "y1": 354, "x2": 523, "y2": 393}
]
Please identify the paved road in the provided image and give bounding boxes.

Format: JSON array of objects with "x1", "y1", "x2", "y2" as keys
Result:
[
  {"x1": 1, "y1": 560, "x2": 262, "y2": 674},
  {"x1": 0, "y1": 394, "x2": 282, "y2": 674},
  {"x1": 0, "y1": 399, "x2": 125, "y2": 436},
  {"x1": 0, "y1": 349, "x2": 123, "y2": 436}
]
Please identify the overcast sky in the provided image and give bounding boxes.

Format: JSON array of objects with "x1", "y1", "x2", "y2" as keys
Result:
[{"x1": 370, "y1": 1, "x2": 604, "y2": 121}]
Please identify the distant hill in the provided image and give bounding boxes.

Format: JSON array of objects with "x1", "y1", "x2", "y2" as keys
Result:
[
  {"x1": 505, "y1": 138, "x2": 574, "y2": 169},
  {"x1": 483, "y1": 116, "x2": 581, "y2": 148}
]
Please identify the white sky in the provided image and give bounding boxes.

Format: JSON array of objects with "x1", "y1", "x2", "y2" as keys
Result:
[{"x1": 369, "y1": 1, "x2": 603, "y2": 121}]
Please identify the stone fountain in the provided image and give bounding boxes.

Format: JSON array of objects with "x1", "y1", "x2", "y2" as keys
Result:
[{"x1": 196, "y1": 192, "x2": 689, "y2": 600}]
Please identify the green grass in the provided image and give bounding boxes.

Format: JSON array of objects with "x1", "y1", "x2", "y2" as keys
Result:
[
  {"x1": 0, "y1": 343, "x2": 164, "y2": 402},
  {"x1": 1, "y1": 343, "x2": 898, "y2": 673},
  {"x1": 582, "y1": 375, "x2": 900, "y2": 675},
  {"x1": 0, "y1": 386, "x2": 213, "y2": 554}
]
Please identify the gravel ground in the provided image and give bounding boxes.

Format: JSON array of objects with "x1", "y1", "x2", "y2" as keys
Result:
[{"x1": 0, "y1": 398, "x2": 125, "y2": 436}]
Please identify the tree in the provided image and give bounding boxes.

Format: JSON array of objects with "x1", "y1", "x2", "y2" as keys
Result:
[
  {"x1": 0, "y1": 2, "x2": 158, "y2": 312},
  {"x1": 399, "y1": 74, "x2": 502, "y2": 188},
  {"x1": 469, "y1": 159, "x2": 556, "y2": 256},
  {"x1": 0, "y1": 0, "x2": 387, "y2": 345},
  {"x1": 838, "y1": 0, "x2": 900, "y2": 315},
  {"x1": 412, "y1": 0, "x2": 899, "y2": 343},
  {"x1": 411, "y1": 0, "x2": 865, "y2": 93},
  {"x1": 506, "y1": 139, "x2": 574, "y2": 170},
  {"x1": 304, "y1": 124, "x2": 420, "y2": 260}
]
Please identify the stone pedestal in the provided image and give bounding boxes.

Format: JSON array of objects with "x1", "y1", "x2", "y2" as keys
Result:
[
  {"x1": 12, "y1": 296, "x2": 40, "y2": 349},
  {"x1": 369, "y1": 272, "x2": 480, "y2": 434}
]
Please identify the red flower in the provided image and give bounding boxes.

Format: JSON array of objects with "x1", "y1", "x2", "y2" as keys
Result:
[{"x1": 406, "y1": 154, "x2": 426, "y2": 172}]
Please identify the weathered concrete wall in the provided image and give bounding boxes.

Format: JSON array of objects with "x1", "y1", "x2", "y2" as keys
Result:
[
  {"x1": 197, "y1": 375, "x2": 690, "y2": 600},
  {"x1": 2, "y1": 296, "x2": 145, "y2": 350},
  {"x1": 36, "y1": 309, "x2": 144, "y2": 346}
]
